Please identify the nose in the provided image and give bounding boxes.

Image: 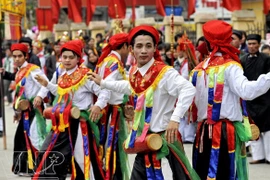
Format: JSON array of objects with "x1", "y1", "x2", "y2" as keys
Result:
[{"x1": 141, "y1": 46, "x2": 147, "y2": 53}]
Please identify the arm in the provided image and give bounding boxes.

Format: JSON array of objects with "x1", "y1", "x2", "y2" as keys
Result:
[
  {"x1": 3, "y1": 71, "x2": 16, "y2": 81},
  {"x1": 163, "y1": 69, "x2": 196, "y2": 122},
  {"x1": 36, "y1": 72, "x2": 58, "y2": 97},
  {"x1": 226, "y1": 64, "x2": 270, "y2": 100}
]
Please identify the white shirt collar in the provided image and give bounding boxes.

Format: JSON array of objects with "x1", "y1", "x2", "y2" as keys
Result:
[
  {"x1": 62, "y1": 65, "x2": 78, "y2": 75},
  {"x1": 18, "y1": 61, "x2": 28, "y2": 70},
  {"x1": 137, "y1": 58, "x2": 155, "y2": 76},
  {"x1": 111, "y1": 50, "x2": 121, "y2": 60},
  {"x1": 203, "y1": 52, "x2": 222, "y2": 68}
]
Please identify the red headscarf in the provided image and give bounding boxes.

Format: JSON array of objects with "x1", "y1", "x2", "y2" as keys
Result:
[
  {"x1": 97, "y1": 33, "x2": 129, "y2": 65},
  {"x1": 128, "y1": 25, "x2": 162, "y2": 62},
  {"x1": 11, "y1": 43, "x2": 28, "y2": 55},
  {"x1": 203, "y1": 20, "x2": 240, "y2": 62},
  {"x1": 60, "y1": 40, "x2": 84, "y2": 65}
]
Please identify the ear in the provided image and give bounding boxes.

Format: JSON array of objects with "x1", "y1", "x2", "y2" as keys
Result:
[
  {"x1": 128, "y1": 45, "x2": 133, "y2": 53},
  {"x1": 154, "y1": 44, "x2": 157, "y2": 52}
]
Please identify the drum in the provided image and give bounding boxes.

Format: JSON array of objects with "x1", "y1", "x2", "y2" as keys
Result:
[
  {"x1": 250, "y1": 124, "x2": 260, "y2": 141},
  {"x1": 124, "y1": 134, "x2": 163, "y2": 154},
  {"x1": 43, "y1": 106, "x2": 81, "y2": 119},
  {"x1": 17, "y1": 99, "x2": 30, "y2": 111}
]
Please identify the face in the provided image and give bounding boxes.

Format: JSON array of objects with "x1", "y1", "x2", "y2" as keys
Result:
[
  {"x1": 5, "y1": 49, "x2": 11, "y2": 57},
  {"x1": 13, "y1": 50, "x2": 26, "y2": 67},
  {"x1": 247, "y1": 40, "x2": 260, "y2": 54},
  {"x1": 88, "y1": 39, "x2": 95, "y2": 48},
  {"x1": 231, "y1": 34, "x2": 241, "y2": 49},
  {"x1": 20, "y1": 42, "x2": 30, "y2": 52},
  {"x1": 32, "y1": 46, "x2": 39, "y2": 55},
  {"x1": 262, "y1": 48, "x2": 270, "y2": 56},
  {"x1": 61, "y1": 51, "x2": 79, "y2": 70},
  {"x1": 88, "y1": 49, "x2": 98, "y2": 63},
  {"x1": 132, "y1": 35, "x2": 156, "y2": 67},
  {"x1": 54, "y1": 45, "x2": 61, "y2": 55}
]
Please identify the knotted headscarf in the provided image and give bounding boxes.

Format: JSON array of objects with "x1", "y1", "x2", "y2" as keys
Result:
[
  {"x1": 97, "y1": 33, "x2": 129, "y2": 65},
  {"x1": 128, "y1": 25, "x2": 163, "y2": 62},
  {"x1": 203, "y1": 20, "x2": 240, "y2": 62},
  {"x1": 11, "y1": 43, "x2": 28, "y2": 57},
  {"x1": 60, "y1": 40, "x2": 84, "y2": 65}
]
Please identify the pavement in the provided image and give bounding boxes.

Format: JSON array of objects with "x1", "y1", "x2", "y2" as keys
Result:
[{"x1": 0, "y1": 104, "x2": 269, "y2": 180}]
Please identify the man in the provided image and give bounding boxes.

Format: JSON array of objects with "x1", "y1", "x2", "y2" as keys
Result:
[
  {"x1": 231, "y1": 29, "x2": 246, "y2": 58},
  {"x1": 191, "y1": 20, "x2": 270, "y2": 180},
  {"x1": 1, "y1": 44, "x2": 47, "y2": 176},
  {"x1": 89, "y1": 25, "x2": 199, "y2": 180},
  {"x1": 174, "y1": 35, "x2": 196, "y2": 143},
  {"x1": 33, "y1": 40, "x2": 110, "y2": 180},
  {"x1": 19, "y1": 37, "x2": 41, "y2": 67},
  {"x1": 95, "y1": 33, "x2": 130, "y2": 179},
  {"x1": 45, "y1": 41, "x2": 60, "y2": 80},
  {"x1": 3, "y1": 45, "x2": 14, "y2": 105},
  {"x1": 240, "y1": 34, "x2": 270, "y2": 164}
]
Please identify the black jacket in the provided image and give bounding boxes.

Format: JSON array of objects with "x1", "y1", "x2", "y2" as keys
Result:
[
  {"x1": 29, "y1": 53, "x2": 41, "y2": 67},
  {"x1": 241, "y1": 52, "x2": 270, "y2": 132}
]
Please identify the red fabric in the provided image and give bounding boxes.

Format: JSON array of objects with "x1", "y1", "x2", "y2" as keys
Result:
[
  {"x1": 128, "y1": 25, "x2": 163, "y2": 62},
  {"x1": 61, "y1": 40, "x2": 84, "y2": 65},
  {"x1": 108, "y1": 0, "x2": 126, "y2": 19},
  {"x1": 131, "y1": 0, "x2": 136, "y2": 22},
  {"x1": 203, "y1": 20, "x2": 240, "y2": 62},
  {"x1": 197, "y1": 42, "x2": 209, "y2": 58},
  {"x1": 51, "y1": 0, "x2": 62, "y2": 24},
  {"x1": 68, "y1": 0, "x2": 82, "y2": 22},
  {"x1": 156, "y1": 0, "x2": 166, "y2": 16},
  {"x1": 86, "y1": 0, "x2": 96, "y2": 24},
  {"x1": 222, "y1": 0, "x2": 241, "y2": 11},
  {"x1": 188, "y1": 0, "x2": 196, "y2": 19},
  {"x1": 11, "y1": 44, "x2": 28, "y2": 54},
  {"x1": 36, "y1": 8, "x2": 53, "y2": 31},
  {"x1": 264, "y1": 0, "x2": 270, "y2": 15},
  {"x1": 97, "y1": 33, "x2": 129, "y2": 65}
]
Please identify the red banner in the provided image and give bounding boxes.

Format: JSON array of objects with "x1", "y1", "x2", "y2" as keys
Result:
[
  {"x1": 86, "y1": 0, "x2": 96, "y2": 24},
  {"x1": 108, "y1": 0, "x2": 126, "y2": 19},
  {"x1": 36, "y1": 8, "x2": 53, "y2": 31},
  {"x1": 222, "y1": 0, "x2": 241, "y2": 11},
  {"x1": 156, "y1": 0, "x2": 166, "y2": 16},
  {"x1": 264, "y1": 0, "x2": 270, "y2": 15},
  {"x1": 188, "y1": 0, "x2": 196, "y2": 19}
]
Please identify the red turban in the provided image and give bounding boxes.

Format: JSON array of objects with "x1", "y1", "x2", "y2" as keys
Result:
[
  {"x1": 61, "y1": 40, "x2": 84, "y2": 65},
  {"x1": 11, "y1": 43, "x2": 28, "y2": 55},
  {"x1": 97, "y1": 33, "x2": 129, "y2": 65},
  {"x1": 128, "y1": 25, "x2": 163, "y2": 62},
  {"x1": 203, "y1": 20, "x2": 240, "y2": 62}
]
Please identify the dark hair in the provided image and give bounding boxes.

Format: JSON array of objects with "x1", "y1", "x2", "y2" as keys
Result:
[
  {"x1": 115, "y1": 42, "x2": 128, "y2": 50},
  {"x1": 45, "y1": 45, "x2": 53, "y2": 55},
  {"x1": 196, "y1": 36, "x2": 205, "y2": 47},
  {"x1": 61, "y1": 48, "x2": 80, "y2": 58},
  {"x1": 261, "y1": 44, "x2": 270, "y2": 51},
  {"x1": 130, "y1": 30, "x2": 156, "y2": 47},
  {"x1": 157, "y1": 43, "x2": 166, "y2": 51},
  {"x1": 96, "y1": 33, "x2": 103, "y2": 39},
  {"x1": 19, "y1": 37, "x2": 32, "y2": 47},
  {"x1": 174, "y1": 33, "x2": 183, "y2": 42}
]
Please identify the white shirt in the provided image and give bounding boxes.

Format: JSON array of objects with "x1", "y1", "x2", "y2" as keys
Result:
[
  {"x1": 38, "y1": 65, "x2": 110, "y2": 110},
  {"x1": 194, "y1": 53, "x2": 270, "y2": 122},
  {"x1": 98, "y1": 51, "x2": 125, "y2": 105},
  {"x1": 101, "y1": 58, "x2": 196, "y2": 132},
  {"x1": 17, "y1": 62, "x2": 47, "y2": 99}
]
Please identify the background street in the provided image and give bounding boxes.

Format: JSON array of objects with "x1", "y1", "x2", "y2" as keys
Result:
[{"x1": 0, "y1": 106, "x2": 269, "y2": 180}]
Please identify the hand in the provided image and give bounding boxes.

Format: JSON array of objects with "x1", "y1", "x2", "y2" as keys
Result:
[
  {"x1": 89, "y1": 105, "x2": 101, "y2": 122},
  {"x1": 35, "y1": 74, "x2": 48, "y2": 87},
  {"x1": 0, "y1": 67, "x2": 5, "y2": 74},
  {"x1": 33, "y1": 96, "x2": 43, "y2": 108},
  {"x1": 87, "y1": 72, "x2": 102, "y2": 85},
  {"x1": 165, "y1": 121, "x2": 180, "y2": 144}
]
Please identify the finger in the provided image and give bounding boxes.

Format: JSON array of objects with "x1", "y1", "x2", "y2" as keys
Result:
[
  {"x1": 165, "y1": 130, "x2": 168, "y2": 143},
  {"x1": 174, "y1": 129, "x2": 178, "y2": 142}
]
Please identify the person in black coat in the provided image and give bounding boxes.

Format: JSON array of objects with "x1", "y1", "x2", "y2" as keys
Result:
[{"x1": 240, "y1": 34, "x2": 270, "y2": 164}]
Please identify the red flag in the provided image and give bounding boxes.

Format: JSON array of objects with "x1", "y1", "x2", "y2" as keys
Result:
[
  {"x1": 222, "y1": 0, "x2": 241, "y2": 11},
  {"x1": 68, "y1": 0, "x2": 82, "y2": 22},
  {"x1": 131, "y1": 0, "x2": 136, "y2": 22},
  {"x1": 36, "y1": 8, "x2": 53, "y2": 31},
  {"x1": 188, "y1": 0, "x2": 196, "y2": 19},
  {"x1": 51, "y1": 0, "x2": 62, "y2": 24},
  {"x1": 205, "y1": 0, "x2": 218, "y2": 9},
  {"x1": 108, "y1": 0, "x2": 126, "y2": 19},
  {"x1": 86, "y1": 0, "x2": 96, "y2": 24},
  {"x1": 156, "y1": 0, "x2": 166, "y2": 16},
  {"x1": 264, "y1": 0, "x2": 270, "y2": 15}
]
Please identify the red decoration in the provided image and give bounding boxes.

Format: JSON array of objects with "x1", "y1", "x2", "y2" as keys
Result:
[
  {"x1": 68, "y1": 0, "x2": 82, "y2": 22},
  {"x1": 108, "y1": 0, "x2": 126, "y2": 19}
]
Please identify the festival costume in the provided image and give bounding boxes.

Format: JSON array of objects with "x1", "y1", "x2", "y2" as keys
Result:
[
  {"x1": 191, "y1": 20, "x2": 270, "y2": 180},
  {"x1": 33, "y1": 41, "x2": 110, "y2": 180},
  {"x1": 95, "y1": 33, "x2": 130, "y2": 180},
  {"x1": 12, "y1": 61, "x2": 47, "y2": 175},
  {"x1": 101, "y1": 58, "x2": 199, "y2": 180}
]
